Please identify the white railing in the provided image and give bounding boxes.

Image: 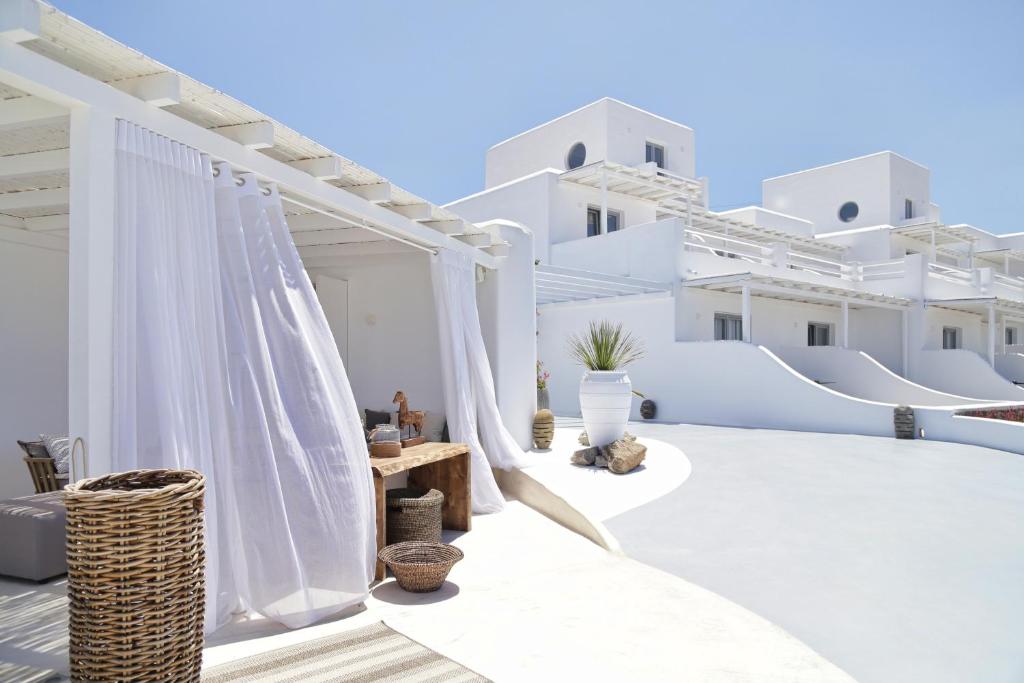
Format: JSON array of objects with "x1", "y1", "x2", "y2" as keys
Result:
[
  {"x1": 927, "y1": 262, "x2": 973, "y2": 285},
  {"x1": 993, "y1": 271, "x2": 1024, "y2": 294},
  {"x1": 683, "y1": 228, "x2": 765, "y2": 263},
  {"x1": 787, "y1": 250, "x2": 846, "y2": 279},
  {"x1": 684, "y1": 227, "x2": 910, "y2": 285},
  {"x1": 858, "y1": 258, "x2": 906, "y2": 282}
]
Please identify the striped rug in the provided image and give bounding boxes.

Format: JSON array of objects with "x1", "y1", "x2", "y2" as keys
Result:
[{"x1": 202, "y1": 621, "x2": 490, "y2": 682}]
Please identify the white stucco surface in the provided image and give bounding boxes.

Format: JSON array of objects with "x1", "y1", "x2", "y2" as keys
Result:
[
  {"x1": 2, "y1": 501, "x2": 854, "y2": 683},
  {"x1": 518, "y1": 423, "x2": 691, "y2": 522},
  {"x1": 604, "y1": 421, "x2": 1024, "y2": 683},
  {"x1": 0, "y1": 240, "x2": 69, "y2": 500}
]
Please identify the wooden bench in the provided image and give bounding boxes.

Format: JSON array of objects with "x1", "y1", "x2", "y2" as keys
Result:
[{"x1": 370, "y1": 442, "x2": 471, "y2": 581}]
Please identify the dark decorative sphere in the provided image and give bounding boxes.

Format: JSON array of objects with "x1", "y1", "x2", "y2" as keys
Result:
[{"x1": 640, "y1": 399, "x2": 656, "y2": 420}]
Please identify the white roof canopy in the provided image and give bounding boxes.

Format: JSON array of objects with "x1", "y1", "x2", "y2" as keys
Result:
[
  {"x1": 560, "y1": 160, "x2": 844, "y2": 259},
  {"x1": 684, "y1": 272, "x2": 912, "y2": 310},
  {"x1": 926, "y1": 297, "x2": 1024, "y2": 319},
  {"x1": 535, "y1": 264, "x2": 671, "y2": 305},
  {"x1": 0, "y1": 1, "x2": 504, "y2": 265}
]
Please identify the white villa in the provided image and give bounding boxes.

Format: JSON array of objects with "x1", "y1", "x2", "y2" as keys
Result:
[
  {"x1": 1, "y1": 3, "x2": 1022, "y2": 682},
  {"x1": 449, "y1": 97, "x2": 1024, "y2": 454}
]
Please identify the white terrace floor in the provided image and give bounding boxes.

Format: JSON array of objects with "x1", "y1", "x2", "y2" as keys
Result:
[
  {"x1": 0, "y1": 436, "x2": 853, "y2": 682},
  {"x1": 9, "y1": 420, "x2": 1019, "y2": 682},
  {"x1": 593, "y1": 420, "x2": 1024, "y2": 683}
]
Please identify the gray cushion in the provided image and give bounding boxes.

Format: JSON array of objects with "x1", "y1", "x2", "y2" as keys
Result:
[
  {"x1": 0, "y1": 492, "x2": 66, "y2": 581},
  {"x1": 40, "y1": 434, "x2": 70, "y2": 474}
]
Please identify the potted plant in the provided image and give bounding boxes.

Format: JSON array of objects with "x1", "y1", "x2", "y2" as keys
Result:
[
  {"x1": 536, "y1": 361, "x2": 551, "y2": 410},
  {"x1": 568, "y1": 321, "x2": 645, "y2": 447}
]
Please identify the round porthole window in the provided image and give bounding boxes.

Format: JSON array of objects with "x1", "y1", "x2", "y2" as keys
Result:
[
  {"x1": 838, "y1": 201, "x2": 859, "y2": 222},
  {"x1": 566, "y1": 142, "x2": 586, "y2": 170}
]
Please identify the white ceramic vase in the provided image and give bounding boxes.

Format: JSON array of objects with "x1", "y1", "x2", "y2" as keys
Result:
[{"x1": 579, "y1": 370, "x2": 632, "y2": 447}]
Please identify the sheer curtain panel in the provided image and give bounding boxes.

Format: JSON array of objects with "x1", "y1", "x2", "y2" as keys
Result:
[
  {"x1": 431, "y1": 249, "x2": 525, "y2": 514},
  {"x1": 112, "y1": 121, "x2": 375, "y2": 632}
]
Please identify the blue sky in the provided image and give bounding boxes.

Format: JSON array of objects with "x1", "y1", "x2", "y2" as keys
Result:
[{"x1": 51, "y1": 0, "x2": 1024, "y2": 232}]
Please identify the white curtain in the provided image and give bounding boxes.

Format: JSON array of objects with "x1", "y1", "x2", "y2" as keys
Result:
[
  {"x1": 112, "y1": 120, "x2": 376, "y2": 632},
  {"x1": 431, "y1": 249, "x2": 525, "y2": 513}
]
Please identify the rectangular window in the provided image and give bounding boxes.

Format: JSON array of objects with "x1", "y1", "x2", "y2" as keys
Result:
[
  {"x1": 645, "y1": 142, "x2": 665, "y2": 168},
  {"x1": 607, "y1": 209, "x2": 621, "y2": 233},
  {"x1": 586, "y1": 207, "x2": 600, "y2": 237},
  {"x1": 587, "y1": 207, "x2": 621, "y2": 235},
  {"x1": 714, "y1": 313, "x2": 743, "y2": 341},
  {"x1": 905, "y1": 199, "x2": 914, "y2": 220},
  {"x1": 942, "y1": 326, "x2": 962, "y2": 350},
  {"x1": 1007, "y1": 327, "x2": 1018, "y2": 346},
  {"x1": 807, "y1": 322, "x2": 833, "y2": 347}
]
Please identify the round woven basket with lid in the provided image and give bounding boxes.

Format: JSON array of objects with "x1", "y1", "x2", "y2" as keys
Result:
[
  {"x1": 386, "y1": 487, "x2": 443, "y2": 544},
  {"x1": 65, "y1": 468, "x2": 206, "y2": 682}
]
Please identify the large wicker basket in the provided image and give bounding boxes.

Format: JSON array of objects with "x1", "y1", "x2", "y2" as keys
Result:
[
  {"x1": 386, "y1": 487, "x2": 443, "y2": 544},
  {"x1": 65, "y1": 469, "x2": 206, "y2": 682}
]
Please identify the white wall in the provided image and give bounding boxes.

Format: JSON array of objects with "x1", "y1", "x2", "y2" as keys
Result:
[
  {"x1": 0, "y1": 239, "x2": 68, "y2": 499},
  {"x1": 911, "y1": 349, "x2": 1024, "y2": 402},
  {"x1": 717, "y1": 207, "x2": 815, "y2": 237},
  {"x1": 538, "y1": 295, "x2": 896, "y2": 434},
  {"x1": 994, "y1": 352, "x2": 1024, "y2": 384},
  {"x1": 308, "y1": 252, "x2": 445, "y2": 418},
  {"x1": 446, "y1": 171, "x2": 556, "y2": 262},
  {"x1": 676, "y1": 287, "x2": 845, "y2": 347},
  {"x1": 550, "y1": 219, "x2": 681, "y2": 282},
  {"x1": 849, "y1": 307, "x2": 904, "y2": 373},
  {"x1": 763, "y1": 152, "x2": 930, "y2": 234},
  {"x1": 485, "y1": 98, "x2": 695, "y2": 189},
  {"x1": 549, "y1": 181, "x2": 658, "y2": 246},
  {"x1": 539, "y1": 289, "x2": 1024, "y2": 455},
  {"x1": 776, "y1": 347, "x2": 979, "y2": 407},
  {"x1": 476, "y1": 221, "x2": 537, "y2": 449}
]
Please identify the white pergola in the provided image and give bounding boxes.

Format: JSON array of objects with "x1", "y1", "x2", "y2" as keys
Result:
[
  {"x1": 891, "y1": 221, "x2": 981, "y2": 264},
  {"x1": 684, "y1": 271, "x2": 913, "y2": 371},
  {"x1": 926, "y1": 297, "x2": 1024, "y2": 366},
  {"x1": 0, "y1": 0, "x2": 509, "y2": 475},
  {"x1": 559, "y1": 159, "x2": 845, "y2": 261},
  {"x1": 534, "y1": 263, "x2": 671, "y2": 306}
]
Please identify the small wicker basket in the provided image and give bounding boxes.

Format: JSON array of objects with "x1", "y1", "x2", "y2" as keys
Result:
[
  {"x1": 65, "y1": 469, "x2": 206, "y2": 682},
  {"x1": 386, "y1": 487, "x2": 443, "y2": 544},
  {"x1": 378, "y1": 541, "x2": 463, "y2": 592}
]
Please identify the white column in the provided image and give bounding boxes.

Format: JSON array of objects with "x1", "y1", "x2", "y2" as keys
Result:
[
  {"x1": 840, "y1": 300, "x2": 849, "y2": 348},
  {"x1": 599, "y1": 168, "x2": 608, "y2": 235},
  {"x1": 741, "y1": 285, "x2": 751, "y2": 343},
  {"x1": 476, "y1": 222, "x2": 536, "y2": 450},
  {"x1": 988, "y1": 303, "x2": 996, "y2": 367},
  {"x1": 901, "y1": 309, "x2": 909, "y2": 378},
  {"x1": 68, "y1": 106, "x2": 116, "y2": 479}
]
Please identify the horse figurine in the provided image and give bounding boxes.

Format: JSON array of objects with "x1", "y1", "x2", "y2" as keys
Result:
[{"x1": 393, "y1": 390, "x2": 425, "y2": 439}]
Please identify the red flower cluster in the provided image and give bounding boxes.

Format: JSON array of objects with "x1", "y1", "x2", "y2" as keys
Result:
[{"x1": 958, "y1": 406, "x2": 1024, "y2": 423}]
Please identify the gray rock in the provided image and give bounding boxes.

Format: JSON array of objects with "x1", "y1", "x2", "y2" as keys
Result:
[
  {"x1": 571, "y1": 446, "x2": 600, "y2": 466},
  {"x1": 603, "y1": 439, "x2": 647, "y2": 474},
  {"x1": 595, "y1": 455, "x2": 608, "y2": 467}
]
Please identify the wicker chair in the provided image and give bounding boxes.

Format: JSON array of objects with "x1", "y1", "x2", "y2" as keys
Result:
[{"x1": 18, "y1": 440, "x2": 65, "y2": 494}]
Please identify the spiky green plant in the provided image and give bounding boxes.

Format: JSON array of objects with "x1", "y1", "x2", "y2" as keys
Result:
[{"x1": 567, "y1": 320, "x2": 646, "y2": 371}]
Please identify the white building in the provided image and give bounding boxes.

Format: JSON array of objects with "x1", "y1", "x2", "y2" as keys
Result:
[{"x1": 449, "y1": 98, "x2": 1024, "y2": 453}]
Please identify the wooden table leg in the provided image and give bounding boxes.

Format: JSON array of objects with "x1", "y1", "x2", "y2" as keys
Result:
[
  {"x1": 373, "y1": 473, "x2": 385, "y2": 582},
  {"x1": 450, "y1": 451, "x2": 471, "y2": 531},
  {"x1": 409, "y1": 450, "x2": 471, "y2": 532}
]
